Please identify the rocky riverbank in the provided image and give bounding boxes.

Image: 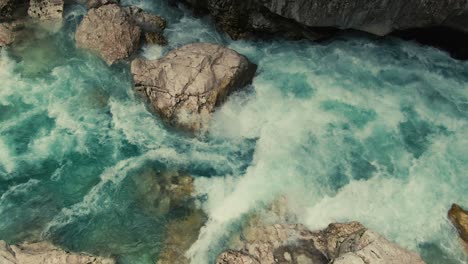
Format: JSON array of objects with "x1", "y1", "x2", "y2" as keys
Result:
[{"x1": 0, "y1": 240, "x2": 115, "y2": 264}]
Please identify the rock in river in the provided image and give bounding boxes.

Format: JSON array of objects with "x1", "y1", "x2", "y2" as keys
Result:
[
  {"x1": 0, "y1": 240, "x2": 115, "y2": 264},
  {"x1": 448, "y1": 203, "x2": 468, "y2": 243},
  {"x1": 217, "y1": 221, "x2": 425, "y2": 264},
  {"x1": 131, "y1": 42, "x2": 257, "y2": 131},
  {"x1": 75, "y1": 4, "x2": 141, "y2": 65}
]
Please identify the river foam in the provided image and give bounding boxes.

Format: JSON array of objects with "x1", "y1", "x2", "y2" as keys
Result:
[{"x1": 0, "y1": 1, "x2": 466, "y2": 264}]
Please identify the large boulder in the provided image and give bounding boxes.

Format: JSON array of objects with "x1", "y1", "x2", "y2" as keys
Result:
[
  {"x1": 0, "y1": 240, "x2": 115, "y2": 264},
  {"x1": 448, "y1": 204, "x2": 468, "y2": 243},
  {"x1": 179, "y1": 0, "x2": 468, "y2": 39},
  {"x1": 75, "y1": 4, "x2": 167, "y2": 64},
  {"x1": 75, "y1": 4, "x2": 141, "y2": 65},
  {"x1": 28, "y1": 0, "x2": 64, "y2": 20},
  {"x1": 131, "y1": 43, "x2": 257, "y2": 131},
  {"x1": 216, "y1": 222, "x2": 425, "y2": 264}
]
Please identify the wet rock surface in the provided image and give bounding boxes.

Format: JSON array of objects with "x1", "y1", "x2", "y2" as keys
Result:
[
  {"x1": 131, "y1": 42, "x2": 257, "y2": 131},
  {"x1": 448, "y1": 204, "x2": 468, "y2": 243},
  {"x1": 217, "y1": 221, "x2": 425, "y2": 264},
  {"x1": 0, "y1": 240, "x2": 115, "y2": 264},
  {"x1": 179, "y1": 0, "x2": 468, "y2": 40}
]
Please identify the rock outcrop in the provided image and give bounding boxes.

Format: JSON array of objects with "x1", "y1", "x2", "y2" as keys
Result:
[
  {"x1": 75, "y1": 4, "x2": 141, "y2": 64},
  {"x1": 448, "y1": 204, "x2": 468, "y2": 243},
  {"x1": 75, "y1": 4, "x2": 166, "y2": 64},
  {"x1": 217, "y1": 222, "x2": 425, "y2": 264},
  {"x1": 131, "y1": 43, "x2": 257, "y2": 131},
  {"x1": 0, "y1": 240, "x2": 115, "y2": 264},
  {"x1": 28, "y1": 0, "x2": 64, "y2": 20},
  {"x1": 178, "y1": 0, "x2": 468, "y2": 40}
]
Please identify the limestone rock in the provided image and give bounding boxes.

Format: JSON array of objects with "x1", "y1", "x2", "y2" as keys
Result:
[
  {"x1": 0, "y1": 240, "x2": 115, "y2": 264},
  {"x1": 75, "y1": 4, "x2": 141, "y2": 65},
  {"x1": 131, "y1": 43, "x2": 257, "y2": 131},
  {"x1": 28, "y1": 0, "x2": 64, "y2": 20},
  {"x1": 216, "y1": 222, "x2": 425, "y2": 264},
  {"x1": 216, "y1": 250, "x2": 259, "y2": 264},
  {"x1": 334, "y1": 229, "x2": 425, "y2": 264},
  {"x1": 448, "y1": 203, "x2": 468, "y2": 243}
]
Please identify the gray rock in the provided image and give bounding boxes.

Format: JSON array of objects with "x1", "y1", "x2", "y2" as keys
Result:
[
  {"x1": 131, "y1": 43, "x2": 256, "y2": 131},
  {"x1": 75, "y1": 4, "x2": 141, "y2": 64},
  {"x1": 180, "y1": 0, "x2": 468, "y2": 39},
  {"x1": 216, "y1": 222, "x2": 425, "y2": 264},
  {"x1": 28, "y1": 0, "x2": 64, "y2": 20},
  {"x1": 0, "y1": 240, "x2": 115, "y2": 264}
]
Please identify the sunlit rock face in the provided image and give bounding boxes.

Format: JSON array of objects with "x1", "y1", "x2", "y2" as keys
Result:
[
  {"x1": 131, "y1": 42, "x2": 257, "y2": 131},
  {"x1": 217, "y1": 222, "x2": 425, "y2": 264},
  {"x1": 180, "y1": 0, "x2": 468, "y2": 39},
  {"x1": 75, "y1": 4, "x2": 141, "y2": 65}
]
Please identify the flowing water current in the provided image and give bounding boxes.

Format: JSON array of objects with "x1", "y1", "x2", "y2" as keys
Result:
[{"x1": 0, "y1": 1, "x2": 467, "y2": 263}]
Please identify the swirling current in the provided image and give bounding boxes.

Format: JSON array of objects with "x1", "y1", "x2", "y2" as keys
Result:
[{"x1": 0, "y1": 1, "x2": 467, "y2": 263}]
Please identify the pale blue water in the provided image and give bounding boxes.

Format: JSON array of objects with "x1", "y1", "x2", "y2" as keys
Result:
[{"x1": 0, "y1": 1, "x2": 467, "y2": 263}]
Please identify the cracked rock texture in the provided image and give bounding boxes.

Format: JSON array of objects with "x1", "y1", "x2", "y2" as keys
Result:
[
  {"x1": 75, "y1": 4, "x2": 166, "y2": 64},
  {"x1": 0, "y1": 240, "x2": 115, "y2": 264},
  {"x1": 75, "y1": 4, "x2": 141, "y2": 65},
  {"x1": 216, "y1": 222, "x2": 425, "y2": 264},
  {"x1": 28, "y1": 0, "x2": 64, "y2": 20},
  {"x1": 131, "y1": 42, "x2": 257, "y2": 131},
  {"x1": 86, "y1": 0, "x2": 119, "y2": 9},
  {"x1": 180, "y1": 0, "x2": 468, "y2": 39}
]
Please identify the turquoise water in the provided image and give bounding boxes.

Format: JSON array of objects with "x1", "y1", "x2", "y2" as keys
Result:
[{"x1": 0, "y1": 1, "x2": 467, "y2": 263}]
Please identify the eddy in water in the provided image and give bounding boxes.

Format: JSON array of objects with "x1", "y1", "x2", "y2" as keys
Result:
[{"x1": 0, "y1": 0, "x2": 467, "y2": 264}]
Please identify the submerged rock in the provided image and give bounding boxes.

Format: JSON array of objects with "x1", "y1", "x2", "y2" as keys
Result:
[
  {"x1": 156, "y1": 209, "x2": 206, "y2": 264},
  {"x1": 217, "y1": 222, "x2": 425, "y2": 264},
  {"x1": 0, "y1": 240, "x2": 115, "y2": 264},
  {"x1": 28, "y1": 0, "x2": 64, "y2": 20},
  {"x1": 134, "y1": 169, "x2": 195, "y2": 215},
  {"x1": 179, "y1": 0, "x2": 468, "y2": 40},
  {"x1": 448, "y1": 204, "x2": 468, "y2": 243},
  {"x1": 131, "y1": 43, "x2": 257, "y2": 131},
  {"x1": 75, "y1": 4, "x2": 141, "y2": 65}
]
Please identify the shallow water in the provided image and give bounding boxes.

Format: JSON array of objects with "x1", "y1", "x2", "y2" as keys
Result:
[{"x1": 0, "y1": 1, "x2": 467, "y2": 263}]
